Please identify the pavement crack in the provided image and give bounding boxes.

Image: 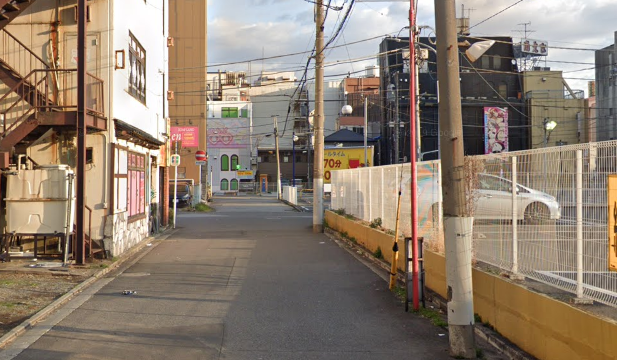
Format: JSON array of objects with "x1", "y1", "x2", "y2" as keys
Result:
[{"x1": 226, "y1": 257, "x2": 236, "y2": 288}]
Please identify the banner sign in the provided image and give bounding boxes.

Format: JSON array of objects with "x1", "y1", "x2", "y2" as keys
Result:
[
  {"x1": 171, "y1": 126, "x2": 198, "y2": 147},
  {"x1": 484, "y1": 107, "x2": 508, "y2": 154}
]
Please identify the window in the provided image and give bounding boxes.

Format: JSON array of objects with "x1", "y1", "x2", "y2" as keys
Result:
[
  {"x1": 128, "y1": 32, "x2": 146, "y2": 103},
  {"x1": 283, "y1": 156, "x2": 289, "y2": 163},
  {"x1": 221, "y1": 155, "x2": 229, "y2": 171},
  {"x1": 231, "y1": 179, "x2": 239, "y2": 190},
  {"x1": 222, "y1": 107, "x2": 238, "y2": 118},
  {"x1": 241, "y1": 109, "x2": 249, "y2": 118},
  {"x1": 177, "y1": 167, "x2": 186, "y2": 179},
  {"x1": 481, "y1": 55, "x2": 489, "y2": 69},
  {"x1": 498, "y1": 82, "x2": 507, "y2": 98},
  {"x1": 221, "y1": 179, "x2": 229, "y2": 190},
  {"x1": 127, "y1": 151, "x2": 146, "y2": 219},
  {"x1": 493, "y1": 55, "x2": 501, "y2": 69},
  {"x1": 231, "y1": 155, "x2": 239, "y2": 170}
]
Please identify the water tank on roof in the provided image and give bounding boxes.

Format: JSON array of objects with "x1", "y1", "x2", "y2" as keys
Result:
[
  {"x1": 5, "y1": 165, "x2": 75, "y2": 235},
  {"x1": 365, "y1": 65, "x2": 379, "y2": 78}
]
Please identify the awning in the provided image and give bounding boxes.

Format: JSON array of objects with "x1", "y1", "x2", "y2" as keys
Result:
[{"x1": 114, "y1": 118, "x2": 165, "y2": 150}]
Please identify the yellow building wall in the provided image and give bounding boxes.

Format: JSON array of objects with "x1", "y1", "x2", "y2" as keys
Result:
[{"x1": 327, "y1": 210, "x2": 617, "y2": 360}]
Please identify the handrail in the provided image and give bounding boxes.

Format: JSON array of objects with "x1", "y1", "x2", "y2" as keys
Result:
[
  {"x1": 1, "y1": 29, "x2": 49, "y2": 69},
  {"x1": 0, "y1": 69, "x2": 105, "y2": 137}
]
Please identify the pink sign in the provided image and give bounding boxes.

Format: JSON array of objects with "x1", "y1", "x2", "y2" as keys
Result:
[{"x1": 170, "y1": 126, "x2": 198, "y2": 147}]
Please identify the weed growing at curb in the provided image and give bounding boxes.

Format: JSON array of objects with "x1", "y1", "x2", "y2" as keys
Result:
[
  {"x1": 369, "y1": 218, "x2": 382, "y2": 229},
  {"x1": 418, "y1": 307, "x2": 448, "y2": 328},
  {"x1": 373, "y1": 246, "x2": 383, "y2": 260},
  {"x1": 391, "y1": 285, "x2": 406, "y2": 300},
  {"x1": 194, "y1": 203, "x2": 214, "y2": 212}
]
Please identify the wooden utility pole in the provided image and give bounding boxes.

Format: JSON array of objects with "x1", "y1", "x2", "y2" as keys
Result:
[
  {"x1": 435, "y1": 0, "x2": 476, "y2": 357},
  {"x1": 313, "y1": 0, "x2": 325, "y2": 233}
]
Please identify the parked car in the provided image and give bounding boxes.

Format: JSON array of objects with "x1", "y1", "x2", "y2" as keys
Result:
[
  {"x1": 169, "y1": 183, "x2": 192, "y2": 207},
  {"x1": 422, "y1": 173, "x2": 561, "y2": 224}
]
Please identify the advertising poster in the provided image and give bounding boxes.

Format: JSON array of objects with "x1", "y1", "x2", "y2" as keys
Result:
[
  {"x1": 484, "y1": 107, "x2": 508, "y2": 154},
  {"x1": 170, "y1": 126, "x2": 198, "y2": 147},
  {"x1": 324, "y1": 146, "x2": 373, "y2": 183}
]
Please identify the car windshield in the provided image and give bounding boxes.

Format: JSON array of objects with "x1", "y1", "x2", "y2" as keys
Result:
[{"x1": 170, "y1": 185, "x2": 189, "y2": 195}]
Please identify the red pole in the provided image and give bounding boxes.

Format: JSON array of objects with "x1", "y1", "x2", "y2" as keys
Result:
[{"x1": 409, "y1": 2, "x2": 420, "y2": 310}]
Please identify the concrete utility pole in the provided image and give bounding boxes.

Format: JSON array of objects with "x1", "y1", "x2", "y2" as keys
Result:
[
  {"x1": 273, "y1": 116, "x2": 282, "y2": 200},
  {"x1": 434, "y1": 0, "x2": 476, "y2": 357},
  {"x1": 75, "y1": 0, "x2": 87, "y2": 264},
  {"x1": 313, "y1": 0, "x2": 325, "y2": 233}
]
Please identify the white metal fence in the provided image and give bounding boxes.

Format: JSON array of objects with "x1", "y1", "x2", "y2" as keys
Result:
[{"x1": 331, "y1": 140, "x2": 617, "y2": 307}]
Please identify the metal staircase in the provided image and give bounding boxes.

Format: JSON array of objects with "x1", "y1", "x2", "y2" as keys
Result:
[{"x1": 0, "y1": 0, "x2": 36, "y2": 30}]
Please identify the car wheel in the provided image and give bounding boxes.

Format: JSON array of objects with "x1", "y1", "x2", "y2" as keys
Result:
[{"x1": 524, "y1": 202, "x2": 549, "y2": 225}]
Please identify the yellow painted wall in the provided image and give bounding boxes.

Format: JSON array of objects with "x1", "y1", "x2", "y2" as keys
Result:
[{"x1": 327, "y1": 210, "x2": 617, "y2": 360}]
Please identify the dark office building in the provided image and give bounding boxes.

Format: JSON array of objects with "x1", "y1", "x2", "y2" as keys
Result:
[{"x1": 378, "y1": 36, "x2": 528, "y2": 163}]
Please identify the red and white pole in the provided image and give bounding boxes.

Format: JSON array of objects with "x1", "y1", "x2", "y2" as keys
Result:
[{"x1": 409, "y1": 1, "x2": 420, "y2": 311}]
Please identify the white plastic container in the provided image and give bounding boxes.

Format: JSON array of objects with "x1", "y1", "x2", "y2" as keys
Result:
[{"x1": 5, "y1": 165, "x2": 75, "y2": 234}]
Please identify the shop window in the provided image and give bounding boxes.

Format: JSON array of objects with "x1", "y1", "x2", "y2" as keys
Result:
[
  {"x1": 221, "y1": 179, "x2": 229, "y2": 190},
  {"x1": 241, "y1": 108, "x2": 249, "y2": 118},
  {"x1": 230, "y1": 179, "x2": 239, "y2": 190}
]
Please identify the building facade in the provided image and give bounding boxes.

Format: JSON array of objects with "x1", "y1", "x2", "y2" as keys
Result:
[{"x1": 0, "y1": 0, "x2": 169, "y2": 258}]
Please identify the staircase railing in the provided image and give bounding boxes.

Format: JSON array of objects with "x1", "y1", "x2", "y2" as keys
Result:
[
  {"x1": 0, "y1": 29, "x2": 49, "y2": 77},
  {"x1": 0, "y1": 69, "x2": 104, "y2": 136}
]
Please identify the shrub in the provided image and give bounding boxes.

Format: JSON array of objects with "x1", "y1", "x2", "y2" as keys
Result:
[{"x1": 369, "y1": 218, "x2": 383, "y2": 229}]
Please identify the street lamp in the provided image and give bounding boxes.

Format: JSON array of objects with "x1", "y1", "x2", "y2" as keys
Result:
[{"x1": 543, "y1": 118, "x2": 557, "y2": 147}]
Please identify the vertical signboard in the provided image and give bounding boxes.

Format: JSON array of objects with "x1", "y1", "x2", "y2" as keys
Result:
[
  {"x1": 484, "y1": 107, "x2": 509, "y2": 154},
  {"x1": 608, "y1": 175, "x2": 617, "y2": 271}
]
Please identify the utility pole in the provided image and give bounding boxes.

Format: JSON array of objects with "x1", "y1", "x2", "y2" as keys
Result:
[
  {"x1": 363, "y1": 96, "x2": 368, "y2": 166},
  {"x1": 435, "y1": 0, "x2": 475, "y2": 357},
  {"x1": 75, "y1": 0, "x2": 87, "y2": 264},
  {"x1": 313, "y1": 0, "x2": 325, "y2": 233},
  {"x1": 273, "y1": 116, "x2": 282, "y2": 200}
]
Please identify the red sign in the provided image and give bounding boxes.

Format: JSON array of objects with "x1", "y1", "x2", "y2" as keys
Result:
[
  {"x1": 170, "y1": 126, "x2": 198, "y2": 147},
  {"x1": 195, "y1": 150, "x2": 206, "y2": 161}
]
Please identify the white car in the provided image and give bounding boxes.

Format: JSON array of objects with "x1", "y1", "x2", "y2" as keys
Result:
[
  {"x1": 420, "y1": 173, "x2": 561, "y2": 224},
  {"x1": 474, "y1": 173, "x2": 561, "y2": 222}
]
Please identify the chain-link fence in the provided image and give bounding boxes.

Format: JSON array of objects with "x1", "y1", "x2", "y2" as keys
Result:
[{"x1": 331, "y1": 140, "x2": 617, "y2": 307}]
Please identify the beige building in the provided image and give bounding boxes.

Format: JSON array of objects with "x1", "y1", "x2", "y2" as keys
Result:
[
  {"x1": 523, "y1": 71, "x2": 586, "y2": 148},
  {"x1": 168, "y1": 0, "x2": 208, "y2": 201}
]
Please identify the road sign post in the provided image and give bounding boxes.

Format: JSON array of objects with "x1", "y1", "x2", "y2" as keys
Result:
[{"x1": 171, "y1": 152, "x2": 180, "y2": 229}]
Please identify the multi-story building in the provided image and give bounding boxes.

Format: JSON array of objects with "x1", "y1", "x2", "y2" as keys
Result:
[
  {"x1": 169, "y1": 0, "x2": 207, "y2": 201},
  {"x1": 0, "y1": 0, "x2": 169, "y2": 258},
  {"x1": 522, "y1": 70, "x2": 585, "y2": 148},
  {"x1": 379, "y1": 36, "x2": 527, "y2": 163},
  {"x1": 595, "y1": 33, "x2": 617, "y2": 141}
]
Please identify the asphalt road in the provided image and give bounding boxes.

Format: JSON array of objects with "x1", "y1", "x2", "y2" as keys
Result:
[{"x1": 2, "y1": 195, "x2": 454, "y2": 360}]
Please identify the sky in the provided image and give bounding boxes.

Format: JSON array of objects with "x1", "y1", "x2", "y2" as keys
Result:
[{"x1": 207, "y1": 0, "x2": 617, "y2": 97}]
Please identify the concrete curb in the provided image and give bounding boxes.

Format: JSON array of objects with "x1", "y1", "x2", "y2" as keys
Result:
[{"x1": 0, "y1": 228, "x2": 176, "y2": 349}]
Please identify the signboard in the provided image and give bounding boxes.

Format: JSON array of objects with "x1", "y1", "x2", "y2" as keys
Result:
[
  {"x1": 521, "y1": 39, "x2": 548, "y2": 56},
  {"x1": 324, "y1": 146, "x2": 374, "y2": 184},
  {"x1": 236, "y1": 170, "x2": 254, "y2": 180},
  {"x1": 195, "y1": 161, "x2": 206, "y2": 166},
  {"x1": 170, "y1": 154, "x2": 181, "y2": 166},
  {"x1": 170, "y1": 126, "x2": 198, "y2": 147},
  {"x1": 484, "y1": 107, "x2": 509, "y2": 154},
  {"x1": 608, "y1": 175, "x2": 617, "y2": 271}
]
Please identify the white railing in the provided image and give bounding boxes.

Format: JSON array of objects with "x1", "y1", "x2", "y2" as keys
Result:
[{"x1": 331, "y1": 140, "x2": 617, "y2": 307}]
